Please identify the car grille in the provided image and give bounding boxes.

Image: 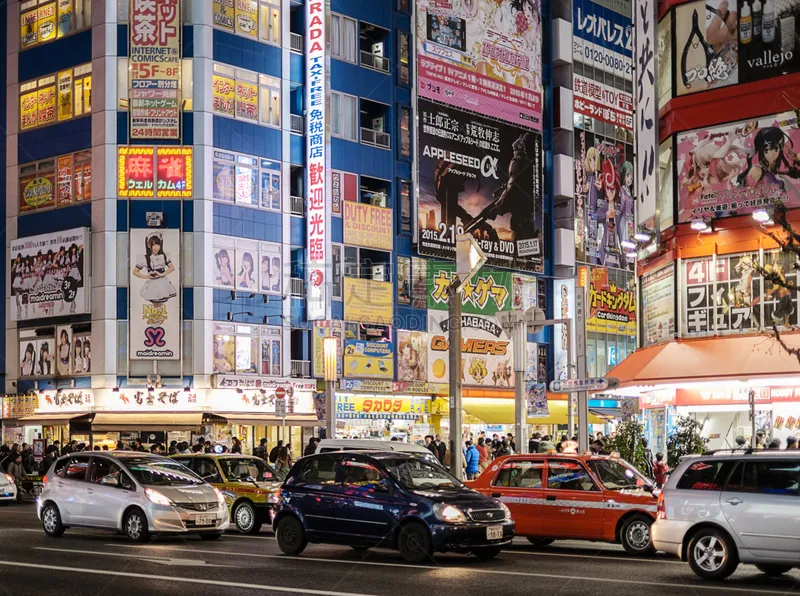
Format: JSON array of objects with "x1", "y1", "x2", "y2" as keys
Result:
[
  {"x1": 468, "y1": 509, "x2": 505, "y2": 522},
  {"x1": 174, "y1": 502, "x2": 217, "y2": 512}
]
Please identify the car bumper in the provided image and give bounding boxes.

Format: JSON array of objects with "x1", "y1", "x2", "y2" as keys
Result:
[
  {"x1": 430, "y1": 520, "x2": 515, "y2": 552},
  {"x1": 147, "y1": 503, "x2": 231, "y2": 533},
  {"x1": 652, "y1": 519, "x2": 694, "y2": 558},
  {"x1": 0, "y1": 485, "x2": 17, "y2": 501}
]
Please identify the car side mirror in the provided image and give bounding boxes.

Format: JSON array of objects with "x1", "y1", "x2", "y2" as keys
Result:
[{"x1": 100, "y1": 476, "x2": 120, "y2": 487}]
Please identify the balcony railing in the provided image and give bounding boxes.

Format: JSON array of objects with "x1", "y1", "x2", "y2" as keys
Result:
[
  {"x1": 360, "y1": 51, "x2": 390, "y2": 73},
  {"x1": 290, "y1": 114, "x2": 304, "y2": 135},
  {"x1": 290, "y1": 33, "x2": 303, "y2": 54},
  {"x1": 290, "y1": 360, "x2": 311, "y2": 378},
  {"x1": 361, "y1": 127, "x2": 391, "y2": 149},
  {"x1": 290, "y1": 277, "x2": 304, "y2": 297},
  {"x1": 290, "y1": 195, "x2": 304, "y2": 216}
]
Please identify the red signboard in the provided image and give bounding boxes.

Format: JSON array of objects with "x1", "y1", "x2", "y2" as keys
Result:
[
  {"x1": 676, "y1": 387, "x2": 770, "y2": 407},
  {"x1": 119, "y1": 146, "x2": 192, "y2": 198}
]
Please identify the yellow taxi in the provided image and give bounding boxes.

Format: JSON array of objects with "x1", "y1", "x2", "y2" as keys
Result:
[
  {"x1": 469, "y1": 450, "x2": 658, "y2": 555},
  {"x1": 172, "y1": 453, "x2": 284, "y2": 534}
]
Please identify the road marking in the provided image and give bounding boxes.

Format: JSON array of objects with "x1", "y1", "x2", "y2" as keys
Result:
[
  {"x1": 33, "y1": 547, "x2": 230, "y2": 568},
  {"x1": 0, "y1": 561, "x2": 380, "y2": 596},
  {"x1": 503, "y1": 549, "x2": 684, "y2": 564},
  {"x1": 105, "y1": 544, "x2": 786, "y2": 593}
]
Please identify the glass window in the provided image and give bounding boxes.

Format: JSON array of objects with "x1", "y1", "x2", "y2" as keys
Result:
[
  {"x1": 332, "y1": 244, "x2": 343, "y2": 299},
  {"x1": 587, "y1": 459, "x2": 651, "y2": 491},
  {"x1": 398, "y1": 0, "x2": 410, "y2": 10},
  {"x1": 20, "y1": 63, "x2": 91, "y2": 131},
  {"x1": 123, "y1": 458, "x2": 203, "y2": 486},
  {"x1": 212, "y1": 63, "x2": 280, "y2": 128},
  {"x1": 398, "y1": 31, "x2": 410, "y2": 85},
  {"x1": 259, "y1": 74, "x2": 281, "y2": 128},
  {"x1": 728, "y1": 461, "x2": 800, "y2": 496},
  {"x1": 330, "y1": 14, "x2": 357, "y2": 63},
  {"x1": 289, "y1": 457, "x2": 339, "y2": 486},
  {"x1": 193, "y1": 458, "x2": 223, "y2": 483},
  {"x1": 383, "y1": 455, "x2": 463, "y2": 491},
  {"x1": 212, "y1": 150, "x2": 280, "y2": 211},
  {"x1": 21, "y1": 0, "x2": 92, "y2": 51},
  {"x1": 344, "y1": 246, "x2": 359, "y2": 278},
  {"x1": 59, "y1": 456, "x2": 89, "y2": 481},
  {"x1": 676, "y1": 460, "x2": 737, "y2": 491},
  {"x1": 339, "y1": 457, "x2": 386, "y2": 492},
  {"x1": 547, "y1": 460, "x2": 598, "y2": 491},
  {"x1": 493, "y1": 460, "x2": 544, "y2": 488},
  {"x1": 219, "y1": 456, "x2": 280, "y2": 482},
  {"x1": 258, "y1": 1, "x2": 280, "y2": 45},
  {"x1": 331, "y1": 91, "x2": 358, "y2": 141},
  {"x1": 89, "y1": 458, "x2": 132, "y2": 489},
  {"x1": 399, "y1": 107, "x2": 411, "y2": 158}
]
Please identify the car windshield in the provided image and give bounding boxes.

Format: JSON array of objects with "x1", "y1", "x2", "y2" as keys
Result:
[
  {"x1": 383, "y1": 456, "x2": 465, "y2": 491},
  {"x1": 218, "y1": 457, "x2": 282, "y2": 483},
  {"x1": 588, "y1": 459, "x2": 650, "y2": 491},
  {"x1": 122, "y1": 459, "x2": 202, "y2": 486}
]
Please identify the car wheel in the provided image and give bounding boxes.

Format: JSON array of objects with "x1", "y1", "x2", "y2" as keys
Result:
[
  {"x1": 124, "y1": 509, "x2": 150, "y2": 543},
  {"x1": 527, "y1": 537, "x2": 555, "y2": 547},
  {"x1": 688, "y1": 528, "x2": 739, "y2": 580},
  {"x1": 397, "y1": 522, "x2": 432, "y2": 564},
  {"x1": 233, "y1": 502, "x2": 262, "y2": 535},
  {"x1": 472, "y1": 546, "x2": 502, "y2": 560},
  {"x1": 275, "y1": 516, "x2": 307, "y2": 556},
  {"x1": 620, "y1": 515, "x2": 656, "y2": 556},
  {"x1": 199, "y1": 532, "x2": 223, "y2": 541},
  {"x1": 41, "y1": 504, "x2": 65, "y2": 537},
  {"x1": 756, "y1": 564, "x2": 794, "y2": 577}
]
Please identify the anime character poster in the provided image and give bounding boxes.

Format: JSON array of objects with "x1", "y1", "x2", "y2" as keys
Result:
[
  {"x1": 55, "y1": 325, "x2": 72, "y2": 376},
  {"x1": 213, "y1": 246, "x2": 235, "y2": 288},
  {"x1": 574, "y1": 129, "x2": 635, "y2": 269},
  {"x1": 10, "y1": 227, "x2": 90, "y2": 321},
  {"x1": 677, "y1": 111, "x2": 800, "y2": 222},
  {"x1": 397, "y1": 330, "x2": 427, "y2": 382},
  {"x1": 130, "y1": 229, "x2": 180, "y2": 360},
  {"x1": 417, "y1": 101, "x2": 544, "y2": 273}
]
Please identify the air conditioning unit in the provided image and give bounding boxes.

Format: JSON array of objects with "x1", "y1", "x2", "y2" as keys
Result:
[
  {"x1": 371, "y1": 265, "x2": 385, "y2": 281},
  {"x1": 372, "y1": 42, "x2": 384, "y2": 57},
  {"x1": 372, "y1": 116, "x2": 385, "y2": 132},
  {"x1": 370, "y1": 192, "x2": 386, "y2": 207}
]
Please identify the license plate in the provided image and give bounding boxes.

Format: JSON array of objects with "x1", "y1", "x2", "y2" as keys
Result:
[
  {"x1": 486, "y1": 525, "x2": 503, "y2": 540},
  {"x1": 195, "y1": 515, "x2": 216, "y2": 526}
]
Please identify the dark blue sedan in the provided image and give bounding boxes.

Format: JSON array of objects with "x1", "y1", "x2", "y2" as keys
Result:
[{"x1": 272, "y1": 451, "x2": 515, "y2": 562}]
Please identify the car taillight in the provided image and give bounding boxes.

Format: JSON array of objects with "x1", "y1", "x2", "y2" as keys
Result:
[
  {"x1": 657, "y1": 491, "x2": 666, "y2": 520},
  {"x1": 41, "y1": 474, "x2": 48, "y2": 485}
]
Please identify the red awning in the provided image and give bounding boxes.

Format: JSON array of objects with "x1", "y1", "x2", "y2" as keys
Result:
[{"x1": 608, "y1": 333, "x2": 800, "y2": 388}]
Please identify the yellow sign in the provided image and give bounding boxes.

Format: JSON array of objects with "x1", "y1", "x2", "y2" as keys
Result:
[
  {"x1": 212, "y1": 74, "x2": 236, "y2": 116},
  {"x1": 213, "y1": 0, "x2": 235, "y2": 31},
  {"x1": 57, "y1": 69, "x2": 73, "y2": 121},
  {"x1": 57, "y1": 0, "x2": 73, "y2": 38},
  {"x1": 343, "y1": 340, "x2": 394, "y2": 379},
  {"x1": 343, "y1": 202, "x2": 393, "y2": 251},
  {"x1": 234, "y1": 0, "x2": 258, "y2": 37},
  {"x1": 21, "y1": 6, "x2": 39, "y2": 48},
  {"x1": 38, "y1": 85, "x2": 57, "y2": 127},
  {"x1": 344, "y1": 278, "x2": 393, "y2": 324},
  {"x1": 20, "y1": 90, "x2": 38, "y2": 130},
  {"x1": 235, "y1": 80, "x2": 258, "y2": 120},
  {"x1": 336, "y1": 394, "x2": 429, "y2": 420},
  {"x1": 37, "y1": 2, "x2": 57, "y2": 44}
]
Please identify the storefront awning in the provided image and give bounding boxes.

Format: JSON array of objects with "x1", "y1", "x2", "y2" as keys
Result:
[
  {"x1": 461, "y1": 398, "x2": 606, "y2": 425},
  {"x1": 608, "y1": 333, "x2": 800, "y2": 388},
  {"x1": 17, "y1": 413, "x2": 89, "y2": 426},
  {"x1": 92, "y1": 413, "x2": 203, "y2": 431},
  {"x1": 219, "y1": 413, "x2": 320, "y2": 427}
]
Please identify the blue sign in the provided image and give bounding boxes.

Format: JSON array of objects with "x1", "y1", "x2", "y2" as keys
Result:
[{"x1": 572, "y1": 0, "x2": 633, "y2": 79}]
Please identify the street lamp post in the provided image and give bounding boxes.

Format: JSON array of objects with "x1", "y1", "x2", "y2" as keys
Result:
[{"x1": 323, "y1": 337, "x2": 337, "y2": 440}]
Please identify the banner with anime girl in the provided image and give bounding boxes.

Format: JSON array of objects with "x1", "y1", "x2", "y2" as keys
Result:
[
  {"x1": 130, "y1": 229, "x2": 181, "y2": 360},
  {"x1": 677, "y1": 110, "x2": 800, "y2": 222}
]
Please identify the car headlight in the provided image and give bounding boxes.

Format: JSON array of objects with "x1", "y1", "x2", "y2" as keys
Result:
[
  {"x1": 499, "y1": 502, "x2": 511, "y2": 520},
  {"x1": 213, "y1": 487, "x2": 226, "y2": 507},
  {"x1": 145, "y1": 488, "x2": 174, "y2": 507},
  {"x1": 433, "y1": 503, "x2": 467, "y2": 523},
  {"x1": 4, "y1": 474, "x2": 13, "y2": 485}
]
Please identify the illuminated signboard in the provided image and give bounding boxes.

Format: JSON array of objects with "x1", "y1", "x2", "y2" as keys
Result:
[
  {"x1": 305, "y1": 0, "x2": 329, "y2": 321},
  {"x1": 118, "y1": 146, "x2": 193, "y2": 198}
]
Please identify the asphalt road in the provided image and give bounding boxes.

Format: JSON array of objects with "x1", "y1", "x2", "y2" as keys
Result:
[{"x1": 1, "y1": 502, "x2": 800, "y2": 596}]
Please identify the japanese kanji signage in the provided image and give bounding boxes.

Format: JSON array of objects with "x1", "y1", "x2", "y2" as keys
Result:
[
  {"x1": 426, "y1": 263, "x2": 513, "y2": 316},
  {"x1": 118, "y1": 146, "x2": 192, "y2": 198},
  {"x1": 573, "y1": 74, "x2": 633, "y2": 130},
  {"x1": 573, "y1": 0, "x2": 633, "y2": 80},
  {"x1": 129, "y1": 0, "x2": 181, "y2": 140},
  {"x1": 578, "y1": 267, "x2": 636, "y2": 336},
  {"x1": 336, "y1": 395, "x2": 430, "y2": 421},
  {"x1": 634, "y1": 0, "x2": 657, "y2": 226},
  {"x1": 305, "y1": 0, "x2": 330, "y2": 321}
]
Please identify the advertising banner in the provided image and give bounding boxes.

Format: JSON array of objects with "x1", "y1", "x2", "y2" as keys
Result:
[
  {"x1": 343, "y1": 202, "x2": 393, "y2": 251},
  {"x1": 417, "y1": 100, "x2": 544, "y2": 273},
  {"x1": 129, "y1": 0, "x2": 181, "y2": 140},
  {"x1": 235, "y1": 80, "x2": 258, "y2": 121},
  {"x1": 212, "y1": 74, "x2": 236, "y2": 116},
  {"x1": 213, "y1": 0, "x2": 235, "y2": 31},
  {"x1": 573, "y1": 74, "x2": 633, "y2": 130},
  {"x1": 343, "y1": 340, "x2": 394, "y2": 379},
  {"x1": 573, "y1": 0, "x2": 633, "y2": 79},
  {"x1": 675, "y1": 0, "x2": 800, "y2": 97},
  {"x1": 426, "y1": 262, "x2": 513, "y2": 316},
  {"x1": 397, "y1": 330, "x2": 428, "y2": 382},
  {"x1": 580, "y1": 267, "x2": 636, "y2": 335},
  {"x1": 526, "y1": 382, "x2": 549, "y2": 417},
  {"x1": 634, "y1": 0, "x2": 657, "y2": 227},
  {"x1": 343, "y1": 278, "x2": 393, "y2": 325},
  {"x1": 415, "y1": 0, "x2": 543, "y2": 130},
  {"x1": 129, "y1": 229, "x2": 180, "y2": 360},
  {"x1": 10, "y1": 227, "x2": 90, "y2": 322},
  {"x1": 57, "y1": 69, "x2": 73, "y2": 121},
  {"x1": 19, "y1": 169, "x2": 55, "y2": 212},
  {"x1": 235, "y1": 0, "x2": 258, "y2": 37},
  {"x1": 118, "y1": 146, "x2": 193, "y2": 198},
  {"x1": 574, "y1": 129, "x2": 635, "y2": 268},
  {"x1": 427, "y1": 310, "x2": 515, "y2": 388},
  {"x1": 336, "y1": 394, "x2": 429, "y2": 421},
  {"x1": 553, "y1": 278, "x2": 576, "y2": 381},
  {"x1": 641, "y1": 263, "x2": 675, "y2": 346},
  {"x1": 682, "y1": 249, "x2": 800, "y2": 336},
  {"x1": 677, "y1": 111, "x2": 800, "y2": 222}
]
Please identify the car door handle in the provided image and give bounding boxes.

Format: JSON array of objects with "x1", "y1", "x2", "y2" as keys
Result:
[
  {"x1": 491, "y1": 493, "x2": 501, "y2": 498},
  {"x1": 724, "y1": 497, "x2": 743, "y2": 505},
  {"x1": 546, "y1": 495, "x2": 557, "y2": 501}
]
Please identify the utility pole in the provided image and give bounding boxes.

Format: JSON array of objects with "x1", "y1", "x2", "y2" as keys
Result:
[
  {"x1": 448, "y1": 280, "x2": 463, "y2": 477},
  {"x1": 512, "y1": 318, "x2": 528, "y2": 454},
  {"x1": 575, "y1": 286, "x2": 589, "y2": 453}
]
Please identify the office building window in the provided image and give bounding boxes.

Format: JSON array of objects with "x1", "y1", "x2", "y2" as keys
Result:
[
  {"x1": 20, "y1": 63, "x2": 91, "y2": 132},
  {"x1": 212, "y1": 0, "x2": 280, "y2": 46},
  {"x1": 331, "y1": 91, "x2": 358, "y2": 141},
  {"x1": 212, "y1": 63, "x2": 281, "y2": 129},
  {"x1": 259, "y1": 1, "x2": 280, "y2": 45},
  {"x1": 332, "y1": 245, "x2": 343, "y2": 299},
  {"x1": 399, "y1": 31, "x2": 410, "y2": 85},
  {"x1": 19, "y1": 150, "x2": 92, "y2": 213},
  {"x1": 211, "y1": 150, "x2": 282, "y2": 212},
  {"x1": 331, "y1": 13, "x2": 357, "y2": 63},
  {"x1": 20, "y1": 0, "x2": 92, "y2": 50},
  {"x1": 399, "y1": 180, "x2": 411, "y2": 233},
  {"x1": 399, "y1": 107, "x2": 411, "y2": 158},
  {"x1": 213, "y1": 323, "x2": 282, "y2": 376}
]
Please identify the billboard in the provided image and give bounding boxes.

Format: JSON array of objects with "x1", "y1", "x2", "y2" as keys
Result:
[
  {"x1": 129, "y1": 0, "x2": 181, "y2": 140},
  {"x1": 553, "y1": 278, "x2": 576, "y2": 381},
  {"x1": 343, "y1": 340, "x2": 394, "y2": 379},
  {"x1": 641, "y1": 263, "x2": 675, "y2": 346},
  {"x1": 573, "y1": 74, "x2": 633, "y2": 130},
  {"x1": 580, "y1": 267, "x2": 636, "y2": 336},
  {"x1": 343, "y1": 278, "x2": 393, "y2": 325},
  {"x1": 343, "y1": 202, "x2": 393, "y2": 251},
  {"x1": 574, "y1": 129, "x2": 635, "y2": 268},
  {"x1": 397, "y1": 330, "x2": 428, "y2": 382},
  {"x1": 130, "y1": 229, "x2": 181, "y2": 360},
  {"x1": 118, "y1": 146, "x2": 193, "y2": 198},
  {"x1": 573, "y1": 0, "x2": 633, "y2": 79},
  {"x1": 10, "y1": 227, "x2": 90, "y2": 322},
  {"x1": 415, "y1": 0, "x2": 542, "y2": 130},
  {"x1": 634, "y1": 0, "x2": 657, "y2": 226},
  {"x1": 417, "y1": 101, "x2": 544, "y2": 273},
  {"x1": 677, "y1": 111, "x2": 800, "y2": 222}
]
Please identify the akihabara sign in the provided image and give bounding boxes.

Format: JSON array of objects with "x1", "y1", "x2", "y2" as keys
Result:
[{"x1": 305, "y1": 0, "x2": 329, "y2": 321}]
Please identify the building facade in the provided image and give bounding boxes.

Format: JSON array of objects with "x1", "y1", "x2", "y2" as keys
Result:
[{"x1": 2, "y1": 0, "x2": 555, "y2": 452}]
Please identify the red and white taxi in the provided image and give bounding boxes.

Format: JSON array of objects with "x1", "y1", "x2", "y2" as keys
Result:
[{"x1": 469, "y1": 452, "x2": 658, "y2": 555}]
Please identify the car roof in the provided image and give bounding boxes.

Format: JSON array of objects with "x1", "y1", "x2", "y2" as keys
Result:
[
  {"x1": 317, "y1": 439, "x2": 431, "y2": 454},
  {"x1": 303, "y1": 450, "x2": 435, "y2": 461},
  {"x1": 683, "y1": 450, "x2": 800, "y2": 459},
  {"x1": 171, "y1": 453, "x2": 260, "y2": 459},
  {"x1": 494, "y1": 453, "x2": 619, "y2": 462}
]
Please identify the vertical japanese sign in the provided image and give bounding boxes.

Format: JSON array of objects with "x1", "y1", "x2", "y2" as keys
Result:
[
  {"x1": 634, "y1": 0, "x2": 657, "y2": 227},
  {"x1": 129, "y1": 0, "x2": 181, "y2": 140},
  {"x1": 305, "y1": 0, "x2": 329, "y2": 321}
]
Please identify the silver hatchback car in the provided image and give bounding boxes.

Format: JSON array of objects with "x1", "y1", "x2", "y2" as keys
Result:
[
  {"x1": 653, "y1": 451, "x2": 800, "y2": 580},
  {"x1": 38, "y1": 451, "x2": 230, "y2": 541}
]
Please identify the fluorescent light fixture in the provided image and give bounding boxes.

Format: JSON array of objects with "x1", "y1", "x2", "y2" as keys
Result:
[
  {"x1": 634, "y1": 230, "x2": 651, "y2": 243},
  {"x1": 690, "y1": 219, "x2": 708, "y2": 231},
  {"x1": 752, "y1": 208, "x2": 770, "y2": 223},
  {"x1": 620, "y1": 240, "x2": 636, "y2": 250}
]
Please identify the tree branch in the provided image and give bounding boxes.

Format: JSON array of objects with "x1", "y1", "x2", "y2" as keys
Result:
[{"x1": 771, "y1": 325, "x2": 800, "y2": 365}]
